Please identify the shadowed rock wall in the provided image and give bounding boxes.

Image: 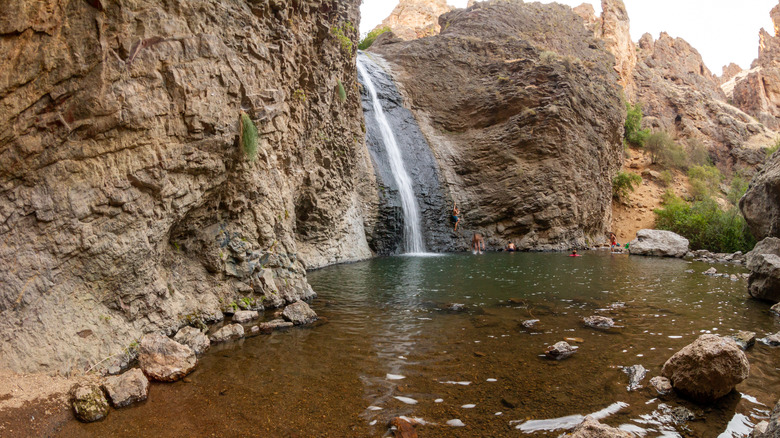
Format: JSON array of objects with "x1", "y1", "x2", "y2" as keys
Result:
[{"x1": 0, "y1": 0, "x2": 374, "y2": 373}]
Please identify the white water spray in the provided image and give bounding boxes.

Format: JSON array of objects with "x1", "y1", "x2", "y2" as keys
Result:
[{"x1": 357, "y1": 55, "x2": 426, "y2": 254}]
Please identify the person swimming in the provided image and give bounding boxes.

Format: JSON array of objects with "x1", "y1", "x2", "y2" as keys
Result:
[
  {"x1": 506, "y1": 242, "x2": 516, "y2": 252},
  {"x1": 569, "y1": 249, "x2": 581, "y2": 257}
]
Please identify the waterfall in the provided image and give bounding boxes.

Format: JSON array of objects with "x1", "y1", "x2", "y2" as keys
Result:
[{"x1": 357, "y1": 54, "x2": 426, "y2": 254}]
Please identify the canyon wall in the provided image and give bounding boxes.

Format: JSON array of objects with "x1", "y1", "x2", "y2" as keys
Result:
[
  {"x1": 371, "y1": 0, "x2": 625, "y2": 250},
  {"x1": 372, "y1": 0, "x2": 453, "y2": 41},
  {"x1": 0, "y1": 0, "x2": 374, "y2": 374}
]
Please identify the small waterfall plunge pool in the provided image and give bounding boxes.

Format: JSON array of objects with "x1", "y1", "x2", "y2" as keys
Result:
[{"x1": 60, "y1": 252, "x2": 780, "y2": 437}]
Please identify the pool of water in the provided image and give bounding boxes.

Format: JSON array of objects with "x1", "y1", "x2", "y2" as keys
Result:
[{"x1": 58, "y1": 251, "x2": 780, "y2": 437}]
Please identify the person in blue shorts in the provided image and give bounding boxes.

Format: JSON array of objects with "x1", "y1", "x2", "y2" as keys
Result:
[{"x1": 452, "y1": 203, "x2": 460, "y2": 231}]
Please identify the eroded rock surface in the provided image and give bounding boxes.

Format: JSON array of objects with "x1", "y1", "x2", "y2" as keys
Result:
[
  {"x1": 138, "y1": 333, "x2": 196, "y2": 382},
  {"x1": 102, "y1": 368, "x2": 149, "y2": 408},
  {"x1": 372, "y1": 0, "x2": 625, "y2": 250},
  {"x1": 661, "y1": 334, "x2": 749, "y2": 403},
  {"x1": 629, "y1": 229, "x2": 689, "y2": 258},
  {"x1": 0, "y1": 0, "x2": 373, "y2": 374},
  {"x1": 373, "y1": 0, "x2": 454, "y2": 41}
]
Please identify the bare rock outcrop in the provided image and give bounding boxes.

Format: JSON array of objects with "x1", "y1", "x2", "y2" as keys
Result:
[
  {"x1": 372, "y1": 0, "x2": 625, "y2": 250},
  {"x1": 596, "y1": 0, "x2": 636, "y2": 97},
  {"x1": 661, "y1": 334, "x2": 749, "y2": 403},
  {"x1": 0, "y1": 0, "x2": 373, "y2": 374},
  {"x1": 742, "y1": 150, "x2": 780, "y2": 240},
  {"x1": 373, "y1": 0, "x2": 454, "y2": 41}
]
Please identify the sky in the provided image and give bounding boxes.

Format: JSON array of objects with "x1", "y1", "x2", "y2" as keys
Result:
[{"x1": 359, "y1": 0, "x2": 776, "y2": 74}]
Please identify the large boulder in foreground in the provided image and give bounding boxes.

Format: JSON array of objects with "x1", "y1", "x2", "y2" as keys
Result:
[
  {"x1": 102, "y1": 368, "x2": 149, "y2": 408},
  {"x1": 629, "y1": 230, "x2": 689, "y2": 258},
  {"x1": 138, "y1": 333, "x2": 197, "y2": 382},
  {"x1": 746, "y1": 237, "x2": 780, "y2": 303},
  {"x1": 661, "y1": 334, "x2": 749, "y2": 403},
  {"x1": 569, "y1": 416, "x2": 634, "y2": 438},
  {"x1": 71, "y1": 383, "x2": 109, "y2": 422}
]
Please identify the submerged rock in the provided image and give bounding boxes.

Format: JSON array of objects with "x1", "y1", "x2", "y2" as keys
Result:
[
  {"x1": 584, "y1": 315, "x2": 615, "y2": 329},
  {"x1": 545, "y1": 341, "x2": 577, "y2": 360},
  {"x1": 389, "y1": 416, "x2": 418, "y2": 438},
  {"x1": 233, "y1": 310, "x2": 259, "y2": 324},
  {"x1": 670, "y1": 406, "x2": 696, "y2": 425},
  {"x1": 623, "y1": 364, "x2": 647, "y2": 391},
  {"x1": 138, "y1": 333, "x2": 197, "y2": 382},
  {"x1": 629, "y1": 230, "x2": 689, "y2": 258},
  {"x1": 569, "y1": 416, "x2": 633, "y2": 438},
  {"x1": 209, "y1": 324, "x2": 245, "y2": 343},
  {"x1": 282, "y1": 301, "x2": 318, "y2": 325},
  {"x1": 257, "y1": 319, "x2": 295, "y2": 332},
  {"x1": 729, "y1": 331, "x2": 757, "y2": 350},
  {"x1": 102, "y1": 368, "x2": 149, "y2": 408},
  {"x1": 71, "y1": 383, "x2": 109, "y2": 422},
  {"x1": 661, "y1": 334, "x2": 749, "y2": 403},
  {"x1": 522, "y1": 319, "x2": 540, "y2": 328},
  {"x1": 649, "y1": 376, "x2": 672, "y2": 395},
  {"x1": 173, "y1": 326, "x2": 210, "y2": 355}
]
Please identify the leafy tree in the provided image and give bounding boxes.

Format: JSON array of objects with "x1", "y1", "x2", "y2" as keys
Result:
[
  {"x1": 624, "y1": 102, "x2": 650, "y2": 147},
  {"x1": 359, "y1": 27, "x2": 390, "y2": 50},
  {"x1": 612, "y1": 171, "x2": 642, "y2": 202}
]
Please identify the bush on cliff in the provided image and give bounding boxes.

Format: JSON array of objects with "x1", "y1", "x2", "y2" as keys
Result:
[
  {"x1": 240, "y1": 112, "x2": 258, "y2": 162},
  {"x1": 624, "y1": 102, "x2": 650, "y2": 147},
  {"x1": 654, "y1": 191, "x2": 755, "y2": 253},
  {"x1": 612, "y1": 171, "x2": 642, "y2": 202},
  {"x1": 359, "y1": 27, "x2": 390, "y2": 50}
]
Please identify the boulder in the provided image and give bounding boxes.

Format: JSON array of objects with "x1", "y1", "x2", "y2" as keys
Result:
[
  {"x1": 232, "y1": 310, "x2": 259, "y2": 324},
  {"x1": 545, "y1": 341, "x2": 577, "y2": 360},
  {"x1": 661, "y1": 334, "x2": 749, "y2": 403},
  {"x1": 584, "y1": 316, "x2": 615, "y2": 329},
  {"x1": 746, "y1": 238, "x2": 780, "y2": 302},
  {"x1": 138, "y1": 333, "x2": 197, "y2": 382},
  {"x1": 71, "y1": 383, "x2": 109, "y2": 422},
  {"x1": 282, "y1": 301, "x2": 318, "y2": 325},
  {"x1": 209, "y1": 324, "x2": 245, "y2": 343},
  {"x1": 569, "y1": 416, "x2": 634, "y2": 438},
  {"x1": 649, "y1": 376, "x2": 672, "y2": 395},
  {"x1": 629, "y1": 230, "x2": 689, "y2": 258},
  {"x1": 102, "y1": 368, "x2": 149, "y2": 408},
  {"x1": 173, "y1": 326, "x2": 210, "y2": 355}
]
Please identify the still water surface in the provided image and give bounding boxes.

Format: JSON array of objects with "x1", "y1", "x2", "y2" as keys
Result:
[{"x1": 60, "y1": 252, "x2": 780, "y2": 437}]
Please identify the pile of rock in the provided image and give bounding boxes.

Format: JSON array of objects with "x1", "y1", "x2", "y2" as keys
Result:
[{"x1": 687, "y1": 249, "x2": 746, "y2": 265}]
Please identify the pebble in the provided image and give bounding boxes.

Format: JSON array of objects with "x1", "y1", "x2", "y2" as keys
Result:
[
  {"x1": 394, "y1": 396, "x2": 418, "y2": 405},
  {"x1": 386, "y1": 374, "x2": 405, "y2": 380},
  {"x1": 447, "y1": 419, "x2": 466, "y2": 427},
  {"x1": 461, "y1": 404, "x2": 476, "y2": 408}
]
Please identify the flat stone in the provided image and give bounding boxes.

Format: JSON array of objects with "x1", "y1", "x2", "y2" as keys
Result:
[
  {"x1": 729, "y1": 331, "x2": 756, "y2": 350},
  {"x1": 233, "y1": 310, "x2": 259, "y2": 323},
  {"x1": 209, "y1": 324, "x2": 245, "y2": 343},
  {"x1": 257, "y1": 319, "x2": 294, "y2": 332},
  {"x1": 71, "y1": 383, "x2": 109, "y2": 422},
  {"x1": 102, "y1": 368, "x2": 149, "y2": 408},
  {"x1": 173, "y1": 326, "x2": 210, "y2": 355},
  {"x1": 138, "y1": 333, "x2": 197, "y2": 382},
  {"x1": 282, "y1": 301, "x2": 318, "y2": 325}
]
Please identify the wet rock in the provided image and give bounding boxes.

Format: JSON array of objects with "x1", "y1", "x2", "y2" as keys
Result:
[
  {"x1": 257, "y1": 319, "x2": 295, "y2": 332},
  {"x1": 446, "y1": 303, "x2": 467, "y2": 311},
  {"x1": 584, "y1": 315, "x2": 615, "y2": 329},
  {"x1": 522, "y1": 319, "x2": 540, "y2": 328},
  {"x1": 704, "y1": 267, "x2": 718, "y2": 276},
  {"x1": 209, "y1": 324, "x2": 245, "y2": 343},
  {"x1": 759, "y1": 332, "x2": 780, "y2": 346},
  {"x1": 250, "y1": 326, "x2": 260, "y2": 334},
  {"x1": 71, "y1": 383, "x2": 109, "y2": 422},
  {"x1": 389, "y1": 416, "x2": 418, "y2": 438},
  {"x1": 282, "y1": 301, "x2": 318, "y2": 325},
  {"x1": 570, "y1": 416, "x2": 633, "y2": 438},
  {"x1": 753, "y1": 420, "x2": 769, "y2": 437},
  {"x1": 670, "y1": 406, "x2": 696, "y2": 424},
  {"x1": 661, "y1": 334, "x2": 749, "y2": 403},
  {"x1": 138, "y1": 333, "x2": 197, "y2": 382},
  {"x1": 629, "y1": 230, "x2": 689, "y2": 258},
  {"x1": 623, "y1": 365, "x2": 647, "y2": 391},
  {"x1": 102, "y1": 368, "x2": 149, "y2": 408},
  {"x1": 753, "y1": 399, "x2": 780, "y2": 437},
  {"x1": 173, "y1": 326, "x2": 210, "y2": 356},
  {"x1": 745, "y1": 238, "x2": 780, "y2": 302},
  {"x1": 771, "y1": 303, "x2": 780, "y2": 317},
  {"x1": 650, "y1": 376, "x2": 672, "y2": 395},
  {"x1": 232, "y1": 310, "x2": 259, "y2": 324},
  {"x1": 545, "y1": 341, "x2": 577, "y2": 360},
  {"x1": 729, "y1": 331, "x2": 757, "y2": 350}
]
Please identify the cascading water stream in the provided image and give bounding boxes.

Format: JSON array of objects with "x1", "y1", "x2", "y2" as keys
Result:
[{"x1": 357, "y1": 54, "x2": 426, "y2": 254}]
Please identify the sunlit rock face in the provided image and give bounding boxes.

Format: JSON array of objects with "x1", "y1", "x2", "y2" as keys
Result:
[{"x1": 372, "y1": 0, "x2": 454, "y2": 41}]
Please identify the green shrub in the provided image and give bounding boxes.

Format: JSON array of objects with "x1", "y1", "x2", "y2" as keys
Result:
[
  {"x1": 727, "y1": 173, "x2": 749, "y2": 205},
  {"x1": 766, "y1": 138, "x2": 780, "y2": 158},
  {"x1": 336, "y1": 79, "x2": 346, "y2": 102},
  {"x1": 612, "y1": 171, "x2": 642, "y2": 201},
  {"x1": 645, "y1": 131, "x2": 685, "y2": 168},
  {"x1": 624, "y1": 102, "x2": 650, "y2": 147},
  {"x1": 685, "y1": 139, "x2": 712, "y2": 167},
  {"x1": 358, "y1": 26, "x2": 390, "y2": 50},
  {"x1": 331, "y1": 22, "x2": 356, "y2": 55},
  {"x1": 654, "y1": 192, "x2": 755, "y2": 253},
  {"x1": 240, "y1": 112, "x2": 258, "y2": 162},
  {"x1": 659, "y1": 170, "x2": 673, "y2": 187},
  {"x1": 539, "y1": 51, "x2": 557, "y2": 63},
  {"x1": 687, "y1": 164, "x2": 722, "y2": 200}
]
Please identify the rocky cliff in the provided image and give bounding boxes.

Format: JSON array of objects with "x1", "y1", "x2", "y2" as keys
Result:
[
  {"x1": 372, "y1": 0, "x2": 453, "y2": 41},
  {"x1": 371, "y1": 0, "x2": 625, "y2": 250},
  {"x1": 0, "y1": 0, "x2": 374, "y2": 374}
]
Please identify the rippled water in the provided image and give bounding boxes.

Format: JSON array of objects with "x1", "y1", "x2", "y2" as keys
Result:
[{"x1": 59, "y1": 252, "x2": 780, "y2": 437}]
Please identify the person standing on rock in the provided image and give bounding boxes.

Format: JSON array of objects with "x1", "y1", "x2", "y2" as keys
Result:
[
  {"x1": 452, "y1": 202, "x2": 461, "y2": 231},
  {"x1": 472, "y1": 233, "x2": 484, "y2": 254},
  {"x1": 609, "y1": 232, "x2": 618, "y2": 249}
]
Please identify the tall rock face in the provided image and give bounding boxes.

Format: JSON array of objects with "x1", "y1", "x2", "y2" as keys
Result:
[
  {"x1": 726, "y1": 2, "x2": 780, "y2": 131},
  {"x1": 632, "y1": 32, "x2": 775, "y2": 169},
  {"x1": 371, "y1": 0, "x2": 625, "y2": 250},
  {"x1": 372, "y1": 0, "x2": 454, "y2": 41},
  {"x1": 0, "y1": 0, "x2": 373, "y2": 373},
  {"x1": 596, "y1": 0, "x2": 636, "y2": 97}
]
